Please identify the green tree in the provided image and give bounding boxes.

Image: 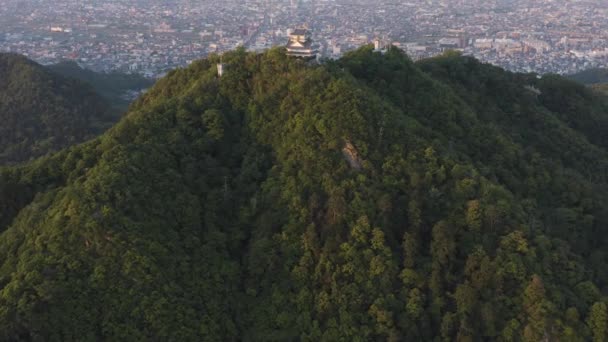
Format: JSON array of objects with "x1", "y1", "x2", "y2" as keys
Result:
[
  {"x1": 522, "y1": 275, "x2": 552, "y2": 342},
  {"x1": 587, "y1": 302, "x2": 608, "y2": 342}
]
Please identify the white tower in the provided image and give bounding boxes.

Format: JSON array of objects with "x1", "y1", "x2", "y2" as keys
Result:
[
  {"x1": 217, "y1": 63, "x2": 224, "y2": 78},
  {"x1": 374, "y1": 39, "x2": 382, "y2": 52}
]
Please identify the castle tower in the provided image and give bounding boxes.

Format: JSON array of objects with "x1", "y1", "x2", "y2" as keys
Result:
[{"x1": 286, "y1": 28, "x2": 318, "y2": 59}]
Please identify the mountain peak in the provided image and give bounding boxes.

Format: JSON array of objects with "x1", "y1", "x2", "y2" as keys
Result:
[
  {"x1": 0, "y1": 48, "x2": 607, "y2": 340},
  {"x1": 0, "y1": 53, "x2": 111, "y2": 164}
]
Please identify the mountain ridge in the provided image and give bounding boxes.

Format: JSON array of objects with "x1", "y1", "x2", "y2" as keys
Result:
[
  {"x1": 0, "y1": 46, "x2": 606, "y2": 341},
  {"x1": 0, "y1": 53, "x2": 112, "y2": 164},
  {"x1": 47, "y1": 60, "x2": 154, "y2": 111},
  {"x1": 568, "y1": 67, "x2": 608, "y2": 85}
]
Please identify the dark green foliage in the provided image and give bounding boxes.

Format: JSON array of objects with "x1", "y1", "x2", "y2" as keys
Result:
[
  {"x1": 568, "y1": 68, "x2": 608, "y2": 85},
  {"x1": 536, "y1": 74, "x2": 608, "y2": 149},
  {"x1": 591, "y1": 83, "x2": 608, "y2": 96},
  {"x1": 0, "y1": 54, "x2": 112, "y2": 164},
  {"x1": 48, "y1": 61, "x2": 153, "y2": 111},
  {"x1": 0, "y1": 47, "x2": 607, "y2": 340}
]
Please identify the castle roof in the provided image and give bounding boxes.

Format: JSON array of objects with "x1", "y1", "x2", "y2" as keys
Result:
[
  {"x1": 286, "y1": 28, "x2": 317, "y2": 58},
  {"x1": 292, "y1": 28, "x2": 309, "y2": 36},
  {"x1": 287, "y1": 39, "x2": 313, "y2": 50}
]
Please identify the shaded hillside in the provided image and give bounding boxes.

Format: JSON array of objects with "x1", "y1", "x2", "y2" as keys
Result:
[
  {"x1": 568, "y1": 68, "x2": 608, "y2": 85},
  {"x1": 48, "y1": 61, "x2": 154, "y2": 111},
  {"x1": 0, "y1": 47, "x2": 607, "y2": 341},
  {"x1": 0, "y1": 54, "x2": 112, "y2": 164},
  {"x1": 591, "y1": 83, "x2": 608, "y2": 96},
  {"x1": 416, "y1": 52, "x2": 608, "y2": 159}
]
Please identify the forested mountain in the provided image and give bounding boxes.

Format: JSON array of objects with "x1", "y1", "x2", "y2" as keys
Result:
[
  {"x1": 567, "y1": 68, "x2": 608, "y2": 98},
  {"x1": 0, "y1": 54, "x2": 112, "y2": 164},
  {"x1": 0, "y1": 46, "x2": 607, "y2": 341},
  {"x1": 591, "y1": 84, "x2": 608, "y2": 97},
  {"x1": 47, "y1": 61, "x2": 154, "y2": 111},
  {"x1": 568, "y1": 68, "x2": 608, "y2": 85}
]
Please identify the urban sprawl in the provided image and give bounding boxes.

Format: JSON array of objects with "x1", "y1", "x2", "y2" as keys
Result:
[{"x1": 1, "y1": 0, "x2": 607, "y2": 78}]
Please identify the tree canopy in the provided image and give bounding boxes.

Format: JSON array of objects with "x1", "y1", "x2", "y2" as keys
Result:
[
  {"x1": 0, "y1": 46, "x2": 607, "y2": 340},
  {"x1": 0, "y1": 54, "x2": 113, "y2": 164},
  {"x1": 568, "y1": 67, "x2": 608, "y2": 85},
  {"x1": 48, "y1": 60, "x2": 153, "y2": 111}
]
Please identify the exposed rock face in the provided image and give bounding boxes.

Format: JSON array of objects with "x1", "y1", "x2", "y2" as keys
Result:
[{"x1": 342, "y1": 140, "x2": 362, "y2": 170}]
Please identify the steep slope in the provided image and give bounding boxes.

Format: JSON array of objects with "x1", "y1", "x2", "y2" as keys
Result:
[
  {"x1": 0, "y1": 47, "x2": 607, "y2": 341},
  {"x1": 48, "y1": 61, "x2": 154, "y2": 111},
  {"x1": 0, "y1": 54, "x2": 112, "y2": 164}
]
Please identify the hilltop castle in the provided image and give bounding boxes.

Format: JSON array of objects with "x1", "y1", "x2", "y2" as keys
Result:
[{"x1": 286, "y1": 28, "x2": 318, "y2": 59}]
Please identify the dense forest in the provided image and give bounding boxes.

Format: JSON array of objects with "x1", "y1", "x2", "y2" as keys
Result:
[
  {"x1": 0, "y1": 46, "x2": 607, "y2": 341},
  {"x1": 591, "y1": 84, "x2": 608, "y2": 97},
  {"x1": 568, "y1": 68, "x2": 608, "y2": 85},
  {"x1": 48, "y1": 61, "x2": 153, "y2": 111},
  {"x1": 0, "y1": 54, "x2": 112, "y2": 164}
]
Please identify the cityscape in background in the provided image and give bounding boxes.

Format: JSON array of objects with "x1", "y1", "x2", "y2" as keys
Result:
[{"x1": 1, "y1": 0, "x2": 607, "y2": 78}]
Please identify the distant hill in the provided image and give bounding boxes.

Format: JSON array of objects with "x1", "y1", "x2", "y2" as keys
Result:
[
  {"x1": 0, "y1": 53, "x2": 112, "y2": 164},
  {"x1": 0, "y1": 48, "x2": 607, "y2": 340},
  {"x1": 48, "y1": 61, "x2": 154, "y2": 111},
  {"x1": 591, "y1": 83, "x2": 608, "y2": 96},
  {"x1": 568, "y1": 67, "x2": 608, "y2": 84}
]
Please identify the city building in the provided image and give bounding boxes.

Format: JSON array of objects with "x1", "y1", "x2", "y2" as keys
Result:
[{"x1": 3, "y1": 0, "x2": 608, "y2": 76}]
